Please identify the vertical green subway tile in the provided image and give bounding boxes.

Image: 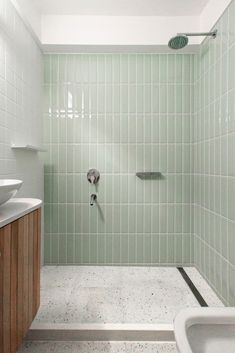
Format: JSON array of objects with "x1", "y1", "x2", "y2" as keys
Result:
[
  {"x1": 159, "y1": 234, "x2": 167, "y2": 263},
  {"x1": 58, "y1": 234, "x2": 67, "y2": 264},
  {"x1": 121, "y1": 235, "x2": 129, "y2": 264},
  {"x1": 144, "y1": 234, "x2": 152, "y2": 264},
  {"x1": 67, "y1": 205, "x2": 75, "y2": 234},
  {"x1": 97, "y1": 234, "x2": 106, "y2": 264},
  {"x1": 105, "y1": 234, "x2": 113, "y2": 264},
  {"x1": 229, "y1": 0, "x2": 235, "y2": 46},
  {"x1": 59, "y1": 204, "x2": 67, "y2": 233},
  {"x1": 113, "y1": 234, "x2": 121, "y2": 264},
  {"x1": 74, "y1": 235, "x2": 83, "y2": 264},
  {"x1": 136, "y1": 234, "x2": 144, "y2": 264},
  {"x1": 82, "y1": 234, "x2": 90, "y2": 263},
  {"x1": 44, "y1": 52, "x2": 195, "y2": 267},
  {"x1": 128, "y1": 234, "x2": 136, "y2": 264},
  {"x1": 151, "y1": 235, "x2": 160, "y2": 264},
  {"x1": 89, "y1": 234, "x2": 98, "y2": 264},
  {"x1": 67, "y1": 234, "x2": 75, "y2": 264},
  {"x1": 51, "y1": 234, "x2": 59, "y2": 264},
  {"x1": 229, "y1": 264, "x2": 235, "y2": 305},
  {"x1": 44, "y1": 234, "x2": 51, "y2": 264}
]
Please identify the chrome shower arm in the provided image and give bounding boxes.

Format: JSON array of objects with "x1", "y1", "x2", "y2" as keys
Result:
[{"x1": 177, "y1": 30, "x2": 217, "y2": 38}]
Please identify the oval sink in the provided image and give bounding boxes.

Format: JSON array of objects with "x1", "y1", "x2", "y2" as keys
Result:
[
  {"x1": 0, "y1": 179, "x2": 23, "y2": 206},
  {"x1": 174, "y1": 308, "x2": 235, "y2": 353}
]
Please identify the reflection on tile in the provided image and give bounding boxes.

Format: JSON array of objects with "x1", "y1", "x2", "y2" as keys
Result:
[{"x1": 43, "y1": 53, "x2": 195, "y2": 266}]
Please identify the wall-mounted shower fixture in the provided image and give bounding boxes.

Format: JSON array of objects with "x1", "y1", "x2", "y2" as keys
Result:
[
  {"x1": 90, "y1": 194, "x2": 97, "y2": 206},
  {"x1": 136, "y1": 172, "x2": 162, "y2": 180},
  {"x1": 168, "y1": 30, "x2": 217, "y2": 50},
  {"x1": 87, "y1": 169, "x2": 100, "y2": 184}
]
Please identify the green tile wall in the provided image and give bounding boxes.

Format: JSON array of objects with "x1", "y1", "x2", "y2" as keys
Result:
[
  {"x1": 194, "y1": 0, "x2": 235, "y2": 305},
  {"x1": 43, "y1": 54, "x2": 194, "y2": 265}
]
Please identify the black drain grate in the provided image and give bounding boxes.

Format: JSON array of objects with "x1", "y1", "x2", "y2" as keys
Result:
[{"x1": 177, "y1": 267, "x2": 208, "y2": 307}]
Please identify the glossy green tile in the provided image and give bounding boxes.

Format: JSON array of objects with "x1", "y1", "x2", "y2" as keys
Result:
[
  {"x1": 89, "y1": 234, "x2": 98, "y2": 263},
  {"x1": 97, "y1": 234, "x2": 106, "y2": 263},
  {"x1": 113, "y1": 235, "x2": 121, "y2": 264},
  {"x1": 144, "y1": 234, "x2": 152, "y2": 263},
  {"x1": 193, "y1": 0, "x2": 235, "y2": 306},
  {"x1": 121, "y1": 235, "x2": 129, "y2": 263},
  {"x1": 59, "y1": 204, "x2": 67, "y2": 233},
  {"x1": 44, "y1": 53, "x2": 194, "y2": 266},
  {"x1": 105, "y1": 234, "x2": 113, "y2": 264},
  {"x1": 229, "y1": 0, "x2": 235, "y2": 46},
  {"x1": 67, "y1": 205, "x2": 75, "y2": 233},
  {"x1": 44, "y1": 234, "x2": 51, "y2": 264},
  {"x1": 167, "y1": 234, "x2": 175, "y2": 263},
  {"x1": 67, "y1": 234, "x2": 75, "y2": 263},
  {"x1": 74, "y1": 235, "x2": 83, "y2": 264},
  {"x1": 136, "y1": 234, "x2": 144, "y2": 264},
  {"x1": 229, "y1": 44, "x2": 235, "y2": 90},
  {"x1": 82, "y1": 234, "x2": 90, "y2": 263},
  {"x1": 51, "y1": 234, "x2": 59, "y2": 264},
  {"x1": 58, "y1": 234, "x2": 67, "y2": 264}
]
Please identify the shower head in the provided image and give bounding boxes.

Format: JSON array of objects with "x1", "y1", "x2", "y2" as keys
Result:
[
  {"x1": 168, "y1": 35, "x2": 189, "y2": 50},
  {"x1": 168, "y1": 30, "x2": 217, "y2": 50}
]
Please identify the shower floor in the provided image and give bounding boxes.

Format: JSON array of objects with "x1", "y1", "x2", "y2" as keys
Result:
[{"x1": 34, "y1": 266, "x2": 223, "y2": 325}]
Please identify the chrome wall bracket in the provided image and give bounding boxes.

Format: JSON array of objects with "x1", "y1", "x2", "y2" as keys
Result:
[{"x1": 136, "y1": 172, "x2": 162, "y2": 180}]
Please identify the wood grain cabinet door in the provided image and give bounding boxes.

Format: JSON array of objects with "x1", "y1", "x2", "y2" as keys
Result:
[
  {"x1": 0, "y1": 208, "x2": 41, "y2": 353},
  {"x1": 0, "y1": 224, "x2": 11, "y2": 353}
]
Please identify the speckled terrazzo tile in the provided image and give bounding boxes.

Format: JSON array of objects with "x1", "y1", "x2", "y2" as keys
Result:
[
  {"x1": 120, "y1": 268, "x2": 199, "y2": 323},
  {"x1": 120, "y1": 267, "x2": 184, "y2": 288},
  {"x1": 35, "y1": 266, "x2": 218, "y2": 325},
  {"x1": 35, "y1": 286, "x2": 73, "y2": 323},
  {"x1": 41, "y1": 267, "x2": 78, "y2": 291},
  {"x1": 121, "y1": 286, "x2": 198, "y2": 324},
  {"x1": 35, "y1": 267, "x2": 78, "y2": 323},
  {"x1": 65, "y1": 287, "x2": 124, "y2": 323},
  {"x1": 73, "y1": 267, "x2": 123, "y2": 288},
  {"x1": 124, "y1": 342, "x2": 178, "y2": 353},
  {"x1": 35, "y1": 301, "x2": 69, "y2": 323},
  {"x1": 18, "y1": 341, "x2": 178, "y2": 353},
  {"x1": 17, "y1": 341, "x2": 56, "y2": 353},
  {"x1": 183, "y1": 267, "x2": 224, "y2": 307}
]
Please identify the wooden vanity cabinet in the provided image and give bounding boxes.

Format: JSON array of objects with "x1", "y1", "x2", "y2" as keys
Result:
[{"x1": 0, "y1": 208, "x2": 41, "y2": 353}]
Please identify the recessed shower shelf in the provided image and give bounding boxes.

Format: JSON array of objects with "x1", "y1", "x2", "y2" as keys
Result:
[
  {"x1": 11, "y1": 144, "x2": 47, "y2": 152},
  {"x1": 136, "y1": 172, "x2": 162, "y2": 180}
]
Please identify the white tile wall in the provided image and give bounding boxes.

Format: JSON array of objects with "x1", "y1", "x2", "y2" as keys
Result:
[{"x1": 0, "y1": 0, "x2": 43, "y2": 200}]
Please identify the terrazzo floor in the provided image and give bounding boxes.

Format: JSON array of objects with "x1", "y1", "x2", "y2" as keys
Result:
[
  {"x1": 34, "y1": 266, "x2": 223, "y2": 325},
  {"x1": 18, "y1": 341, "x2": 178, "y2": 353}
]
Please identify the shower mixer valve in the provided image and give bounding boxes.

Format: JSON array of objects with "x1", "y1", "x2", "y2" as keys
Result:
[
  {"x1": 87, "y1": 169, "x2": 100, "y2": 206},
  {"x1": 87, "y1": 169, "x2": 100, "y2": 184}
]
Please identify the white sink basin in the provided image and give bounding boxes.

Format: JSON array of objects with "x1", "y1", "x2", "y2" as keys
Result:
[
  {"x1": 174, "y1": 308, "x2": 235, "y2": 353},
  {"x1": 0, "y1": 179, "x2": 23, "y2": 206}
]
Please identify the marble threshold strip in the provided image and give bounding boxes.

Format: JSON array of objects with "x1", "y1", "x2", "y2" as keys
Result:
[{"x1": 26, "y1": 323, "x2": 175, "y2": 341}]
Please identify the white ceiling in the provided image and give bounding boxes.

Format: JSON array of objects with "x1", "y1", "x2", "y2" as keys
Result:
[{"x1": 37, "y1": 0, "x2": 210, "y2": 16}]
